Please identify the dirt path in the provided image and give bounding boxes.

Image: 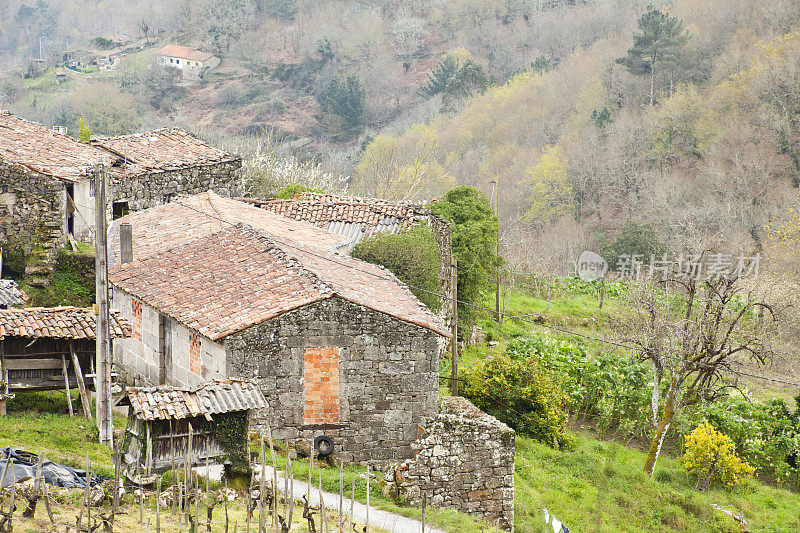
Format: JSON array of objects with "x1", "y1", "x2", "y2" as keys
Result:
[{"x1": 255, "y1": 465, "x2": 446, "y2": 533}]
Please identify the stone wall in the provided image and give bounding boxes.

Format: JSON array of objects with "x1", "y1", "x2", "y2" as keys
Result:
[
  {"x1": 225, "y1": 296, "x2": 443, "y2": 465},
  {"x1": 0, "y1": 162, "x2": 67, "y2": 265},
  {"x1": 111, "y1": 288, "x2": 227, "y2": 387},
  {"x1": 111, "y1": 160, "x2": 242, "y2": 213},
  {"x1": 392, "y1": 396, "x2": 515, "y2": 530},
  {"x1": 424, "y1": 211, "x2": 453, "y2": 323}
]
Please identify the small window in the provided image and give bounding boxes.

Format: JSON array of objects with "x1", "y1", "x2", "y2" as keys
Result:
[
  {"x1": 176, "y1": 59, "x2": 180, "y2": 64},
  {"x1": 170, "y1": 58, "x2": 174, "y2": 63},
  {"x1": 112, "y1": 201, "x2": 129, "y2": 220}
]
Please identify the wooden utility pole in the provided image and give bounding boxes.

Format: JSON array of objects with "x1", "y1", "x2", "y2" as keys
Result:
[
  {"x1": 450, "y1": 257, "x2": 459, "y2": 396},
  {"x1": 492, "y1": 177, "x2": 501, "y2": 324},
  {"x1": 94, "y1": 163, "x2": 113, "y2": 446}
]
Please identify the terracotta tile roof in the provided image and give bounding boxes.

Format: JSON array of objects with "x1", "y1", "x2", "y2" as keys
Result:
[
  {"x1": 241, "y1": 193, "x2": 422, "y2": 245},
  {"x1": 0, "y1": 307, "x2": 132, "y2": 340},
  {"x1": 156, "y1": 44, "x2": 215, "y2": 62},
  {"x1": 91, "y1": 128, "x2": 238, "y2": 179},
  {"x1": 0, "y1": 280, "x2": 28, "y2": 307},
  {"x1": 124, "y1": 378, "x2": 267, "y2": 421},
  {"x1": 0, "y1": 111, "x2": 113, "y2": 182},
  {"x1": 109, "y1": 192, "x2": 449, "y2": 339},
  {"x1": 111, "y1": 225, "x2": 333, "y2": 340}
]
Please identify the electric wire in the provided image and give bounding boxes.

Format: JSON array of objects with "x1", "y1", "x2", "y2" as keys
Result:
[{"x1": 160, "y1": 199, "x2": 800, "y2": 388}]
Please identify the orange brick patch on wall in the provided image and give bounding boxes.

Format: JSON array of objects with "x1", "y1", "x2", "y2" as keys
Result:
[
  {"x1": 304, "y1": 347, "x2": 340, "y2": 424},
  {"x1": 131, "y1": 299, "x2": 142, "y2": 342},
  {"x1": 189, "y1": 331, "x2": 202, "y2": 376}
]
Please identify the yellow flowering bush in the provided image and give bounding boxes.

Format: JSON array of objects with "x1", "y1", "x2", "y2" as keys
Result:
[{"x1": 682, "y1": 422, "x2": 755, "y2": 490}]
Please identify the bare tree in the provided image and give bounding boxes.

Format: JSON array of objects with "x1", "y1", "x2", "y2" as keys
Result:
[{"x1": 628, "y1": 273, "x2": 779, "y2": 478}]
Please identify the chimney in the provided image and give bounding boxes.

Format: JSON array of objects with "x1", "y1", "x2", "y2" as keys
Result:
[{"x1": 120, "y1": 223, "x2": 133, "y2": 264}]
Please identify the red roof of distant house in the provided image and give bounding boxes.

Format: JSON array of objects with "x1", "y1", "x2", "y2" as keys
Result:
[{"x1": 156, "y1": 44, "x2": 215, "y2": 62}]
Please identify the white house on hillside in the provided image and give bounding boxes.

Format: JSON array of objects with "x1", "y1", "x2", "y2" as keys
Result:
[{"x1": 155, "y1": 44, "x2": 219, "y2": 78}]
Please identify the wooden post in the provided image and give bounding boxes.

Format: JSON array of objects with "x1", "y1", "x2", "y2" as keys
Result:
[
  {"x1": 266, "y1": 426, "x2": 278, "y2": 532},
  {"x1": 1, "y1": 340, "x2": 8, "y2": 416},
  {"x1": 338, "y1": 459, "x2": 343, "y2": 533},
  {"x1": 85, "y1": 454, "x2": 92, "y2": 532},
  {"x1": 450, "y1": 257, "x2": 459, "y2": 396},
  {"x1": 146, "y1": 422, "x2": 153, "y2": 477},
  {"x1": 259, "y1": 431, "x2": 266, "y2": 533},
  {"x1": 61, "y1": 354, "x2": 74, "y2": 418},
  {"x1": 94, "y1": 162, "x2": 113, "y2": 446},
  {"x1": 421, "y1": 493, "x2": 426, "y2": 533},
  {"x1": 171, "y1": 419, "x2": 178, "y2": 515},
  {"x1": 307, "y1": 440, "x2": 313, "y2": 506},
  {"x1": 156, "y1": 477, "x2": 162, "y2": 533},
  {"x1": 70, "y1": 342, "x2": 92, "y2": 419},
  {"x1": 349, "y1": 474, "x2": 355, "y2": 533}
]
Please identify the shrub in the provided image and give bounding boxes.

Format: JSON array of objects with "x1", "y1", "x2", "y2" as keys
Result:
[
  {"x1": 352, "y1": 224, "x2": 441, "y2": 312},
  {"x1": 682, "y1": 422, "x2": 755, "y2": 490},
  {"x1": 688, "y1": 393, "x2": 800, "y2": 489},
  {"x1": 505, "y1": 335, "x2": 656, "y2": 437},
  {"x1": 461, "y1": 351, "x2": 572, "y2": 448},
  {"x1": 274, "y1": 183, "x2": 324, "y2": 199}
]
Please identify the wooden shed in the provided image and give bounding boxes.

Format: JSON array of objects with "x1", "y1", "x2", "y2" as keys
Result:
[
  {"x1": 119, "y1": 379, "x2": 268, "y2": 475},
  {"x1": 0, "y1": 307, "x2": 130, "y2": 415}
]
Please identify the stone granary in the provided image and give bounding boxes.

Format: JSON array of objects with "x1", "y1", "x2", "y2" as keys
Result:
[
  {"x1": 119, "y1": 379, "x2": 267, "y2": 474},
  {"x1": 242, "y1": 192, "x2": 453, "y2": 317},
  {"x1": 108, "y1": 192, "x2": 449, "y2": 464},
  {"x1": 0, "y1": 306, "x2": 131, "y2": 415},
  {"x1": 0, "y1": 111, "x2": 242, "y2": 278}
]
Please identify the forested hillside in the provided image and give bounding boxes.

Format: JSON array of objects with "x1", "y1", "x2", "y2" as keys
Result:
[{"x1": 1, "y1": 0, "x2": 799, "y2": 270}]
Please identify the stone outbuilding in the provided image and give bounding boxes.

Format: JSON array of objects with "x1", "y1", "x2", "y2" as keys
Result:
[
  {"x1": 390, "y1": 396, "x2": 515, "y2": 531},
  {"x1": 108, "y1": 192, "x2": 449, "y2": 464},
  {"x1": 0, "y1": 112, "x2": 241, "y2": 277}
]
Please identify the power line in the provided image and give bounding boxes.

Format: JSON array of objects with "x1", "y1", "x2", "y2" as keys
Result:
[{"x1": 160, "y1": 199, "x2": 800, "y2": 388}]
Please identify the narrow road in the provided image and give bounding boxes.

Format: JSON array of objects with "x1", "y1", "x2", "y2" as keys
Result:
[{"x1": 254, "y1": 465, "x2": 447, "y2": 533}]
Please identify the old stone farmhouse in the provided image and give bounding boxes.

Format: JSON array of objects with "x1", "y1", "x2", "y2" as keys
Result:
[
  {"x1": 242, "y1": 192, "x2": 453, "y2": 316},
  {"x1": 0, "y1": 112, "x2": 241, "y2": 276},
  {"x1": 108, "y1": 192, "x2": 449, "y2": 464}
]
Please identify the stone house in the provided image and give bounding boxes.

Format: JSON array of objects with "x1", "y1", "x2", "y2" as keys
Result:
[
  {"x1": 108, "y1": 192, "x2": 449, "y2": 463},
  {"x1": 0, "y1": 112, "x2": 241, "y2": 277},
  {"x1": 156, "y1": 45, "x2": 219, "y2": 79},
  {"x1": 242, "y1": 193, "x2": 453, "y2": 318}
]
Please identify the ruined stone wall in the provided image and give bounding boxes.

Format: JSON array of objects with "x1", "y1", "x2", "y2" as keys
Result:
[
  {"x1": 110, "y1": 159, "x2": 242, "y2": 212},
  {"x1": 394, "y1": 396, "x2": 515, "y2": 531},
  {"x1": 0, "y1": 162, "x2": 66, "y2": 263},
  {"x1": 225, "y1": 296, "x2": 443, "y2": 465},
  {"x1": 425, "y1": 212, "x2": 452, "y2": 322}
]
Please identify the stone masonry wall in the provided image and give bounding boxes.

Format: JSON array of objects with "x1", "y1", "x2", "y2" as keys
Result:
[
  {"x1": 0, "y1": 162, "x2": 67, "y2": 263},
  {"x1": 111, "y1": 160, "x2": 242, "y2": 212},
  {"x1": 225, "y1": 296, "x2": 443, "y2": 465},
  {"x1": 393, "y1": 396, "x2": 515, "y2": 530}
]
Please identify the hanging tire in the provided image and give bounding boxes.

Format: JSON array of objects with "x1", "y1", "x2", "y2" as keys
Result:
[{"x1": 314, "y1": 435, "x2": 334, "y2": 457}]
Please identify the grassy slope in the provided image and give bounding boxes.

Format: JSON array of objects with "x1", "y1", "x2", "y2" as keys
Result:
[{"x1": 515, "y1": 434, "x2": 800, "y2": 532}]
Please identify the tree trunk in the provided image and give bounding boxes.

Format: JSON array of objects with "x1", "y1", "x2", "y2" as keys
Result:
[
  {"x1": 644, "y1": 382, "x2": 677, "y2": 478},
  {"x1": 649, "y1": 66, "x2": 655, "y2": 107}
]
